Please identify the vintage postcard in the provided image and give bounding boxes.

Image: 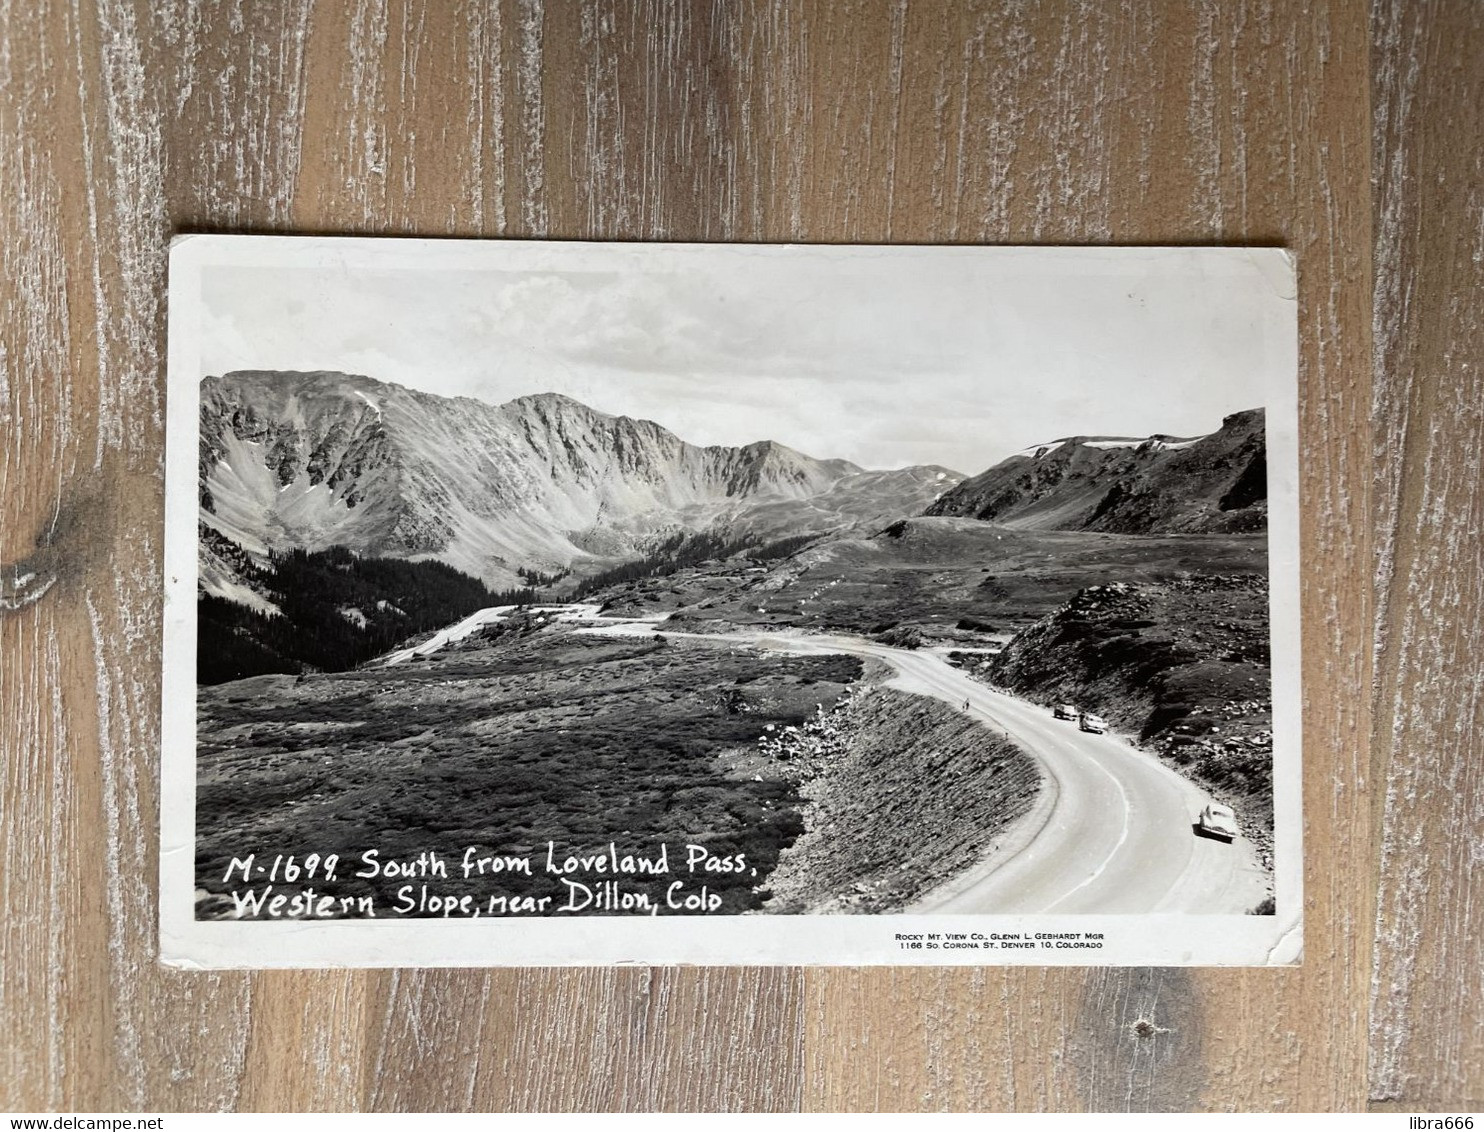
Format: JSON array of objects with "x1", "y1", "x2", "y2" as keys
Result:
[{"x1": 161, "y1": 236, "x2": 1301, "y2": 966}]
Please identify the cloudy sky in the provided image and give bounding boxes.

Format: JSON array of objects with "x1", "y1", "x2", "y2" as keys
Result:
[{"x1": 193, "y1": 240, "x2": 1295, "y2": 476}]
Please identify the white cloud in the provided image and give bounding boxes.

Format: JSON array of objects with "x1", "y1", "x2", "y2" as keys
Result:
[{"x1": 196, "y1": 243, "x2": 1294, "y2": 476}]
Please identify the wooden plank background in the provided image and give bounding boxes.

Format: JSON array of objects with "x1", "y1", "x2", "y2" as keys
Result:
[
  {"x1": 0, "y1": 0, "x2": 1475, "y2": 1112},
  {"x1": 1369, "y1": 0, "x2": 1484, "y2": 1112}
]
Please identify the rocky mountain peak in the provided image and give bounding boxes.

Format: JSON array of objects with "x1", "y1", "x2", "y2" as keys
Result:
[
  {"x1": 1219, "y1": 407, "x2": 1266, "y2": 433},
  {"x1": 504, "y1": 390, "x2": 607, "y2": 418},
  {"x1": 927, "y1": 408, "x2": 1266, "y2": 535},
  {"x1": 198, "y1": 371, "x2": 949, "y2": 591}
]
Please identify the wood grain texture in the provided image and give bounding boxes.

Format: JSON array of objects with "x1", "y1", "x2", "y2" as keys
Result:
[
  {"x1": 0, "y1": 0, "x2": 1470, "y2": 1112},
  {"x1": 1369, "y1": 0, "x2": 1484, "y2": 1111}
]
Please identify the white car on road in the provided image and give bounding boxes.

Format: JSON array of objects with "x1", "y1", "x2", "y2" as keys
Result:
[
  {"x1": 1197, "y1": 803, "x2": 1240, "y2": 842},
  {"x1": 1077, "y1": 712, "x2": 1107, "y2": 734}
]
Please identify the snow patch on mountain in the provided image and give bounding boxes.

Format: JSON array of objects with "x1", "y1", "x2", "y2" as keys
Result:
[
  {"x1": 1014, "y1": 431, "x2": 1210, "y2": 459},
  {"x1": 930, "y1": 410, "x2": 1265, "y2": 535}
]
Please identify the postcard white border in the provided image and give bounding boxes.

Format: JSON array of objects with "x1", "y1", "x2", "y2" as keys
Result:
[{"x1": 161, "y1": 236, "x2": 1302, "y2": 968}]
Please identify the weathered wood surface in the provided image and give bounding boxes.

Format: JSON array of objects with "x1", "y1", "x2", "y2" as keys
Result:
[
  {"x1": 0, "y1": 0, "x2": 1469, "y2": 1112},
  {"x1": 1369, "y1": 0, "x2": 1484, "y2": 1112}
]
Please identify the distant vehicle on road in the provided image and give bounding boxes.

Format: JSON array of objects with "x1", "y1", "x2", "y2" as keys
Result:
[
  {"x1": 1196, "y1": 803, "x2": 1240, "y2": 842},
  {"x1": 1053, "y1": 703, "x2": 1078, "y2": 720},
  {"x1": 1078, "y1": 712, "x2": 1107, "y2": 734}
]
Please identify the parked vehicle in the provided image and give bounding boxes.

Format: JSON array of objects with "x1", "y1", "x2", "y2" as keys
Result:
[
  {"x1": 1077, "y1": 712, "x2": 1107, "y2": 734},
  {"x1": 1053, "y1": 703, "x2": 1078, "y2": 720}
]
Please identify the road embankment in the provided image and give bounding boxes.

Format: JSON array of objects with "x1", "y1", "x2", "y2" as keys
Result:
[{"x1": 763, "y1": 686, "x2": 1042, "y2": 914}]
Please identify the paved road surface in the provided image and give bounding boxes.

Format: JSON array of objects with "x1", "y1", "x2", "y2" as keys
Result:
[{"x1": 748, "y1": 632, "x2": 1270, "y2": 914}]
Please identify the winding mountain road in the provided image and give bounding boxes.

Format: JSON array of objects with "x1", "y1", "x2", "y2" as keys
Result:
[
  {"x1": 732, "y1": 632, "x2": 1270, "y2": 915},
  {"x1": 576, "y1": 619, "x2": 1269, "y2": 915},
  {"x1": 406, "y1": 604, "x2": 1271, "y2": 915}
]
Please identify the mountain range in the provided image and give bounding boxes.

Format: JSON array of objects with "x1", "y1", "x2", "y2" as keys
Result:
[
  {"x1": 199, "y1": 371, "x2": 963, "y2": 592},
  {"x1": 926, "y1": 408, "x2": 1267, "y2": 534}
]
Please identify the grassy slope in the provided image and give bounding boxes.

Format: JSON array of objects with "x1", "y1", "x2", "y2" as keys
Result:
[
  {"x1": 196, "y1": 631, "x2": 860, "y2": 918},
  {"x1": 609, "y1": 517, "x2": 1268, "y2": 643}
]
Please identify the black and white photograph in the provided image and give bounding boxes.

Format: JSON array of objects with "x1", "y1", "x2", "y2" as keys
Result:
[{"x1": 161, "y1": 237, "x2": 1301, "y2": 967}]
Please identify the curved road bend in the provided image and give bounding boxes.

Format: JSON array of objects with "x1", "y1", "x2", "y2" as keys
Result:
[
  {"x1": 693, "y1": 630, "x2": 1270, "y2": 915},
  {"x1": 498, "y1": 610, "x2": 1268, "y2": 915}
]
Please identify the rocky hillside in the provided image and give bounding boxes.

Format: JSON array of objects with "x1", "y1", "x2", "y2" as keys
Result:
[
  {"x1": 927, "y1": 408, "x2": 1267, "y2": 534},
  {"x1": 759, "y1": 686, "x2": 1042, "y2": 914},
  {"x1": 984, "y1": 576, "x2": 1273, "y2": 838},
  {"x1": 200, "y1": 371, "x2": 961, "y2": 590}
]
